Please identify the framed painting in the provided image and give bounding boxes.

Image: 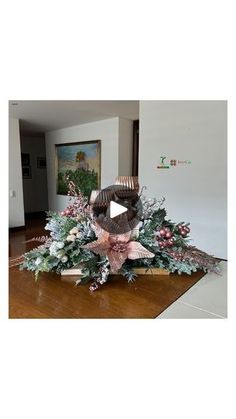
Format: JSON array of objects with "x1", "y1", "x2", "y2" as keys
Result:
[
  {"x1": 55, "y1": 140, "x2": 101, "y2": 197},
  {"x1": 21, "y1": 153, "x2": 30, "y2": 166},
  {"x1": 22, "y1": 166, "x2": 32, "y2": 179}
]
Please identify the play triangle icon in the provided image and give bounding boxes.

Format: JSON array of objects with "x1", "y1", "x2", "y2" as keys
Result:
[{"x1": 110, "y1": 200, "x2": 127, "y2": 218}]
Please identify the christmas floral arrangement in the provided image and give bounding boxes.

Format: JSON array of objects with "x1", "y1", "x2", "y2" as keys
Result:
[{"x1": 12, "y1": 178, "x2": 220, "y2": 292}]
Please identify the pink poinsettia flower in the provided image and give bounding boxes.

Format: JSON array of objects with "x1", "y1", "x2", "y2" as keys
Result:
[{"x1": 83, "y1": 224, "x2": 154, "y2": 272}]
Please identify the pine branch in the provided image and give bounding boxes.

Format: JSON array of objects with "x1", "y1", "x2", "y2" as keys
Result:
[
  {"x1": 23, "y1": 236, "x2": 50, "y2": 244},
  {"x1": 9, "y1": 255, "x2": 25, "y2": 267}
]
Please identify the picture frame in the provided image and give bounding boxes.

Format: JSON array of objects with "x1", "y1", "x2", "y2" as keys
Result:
[
  {"x1": 21, "y1": 153, "x2": 30, "y2": 166},
  {"x1": 22, "y1": 166, "x2": 32, "y2": 179},
  {"x1": 37, "y1": 157, "x2": 47, "y2": 168},
  {"x1": 55, "y1": 140, "x2": 101, "y2": 197}
]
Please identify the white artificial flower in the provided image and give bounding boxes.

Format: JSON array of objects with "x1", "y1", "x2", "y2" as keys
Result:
[
  {"x1": 61, "y1": 255, "x2": 68, "y2": 263},
  {"x1": 69, "y1": 227, "x2": 79, "y2": 235},
  {"x1": 49, "y1": 242, "x2": 58, "y2": 256},
  {"x1": 66, "y1": 234, "x2": 76, "y2": 242},
  {"x1": 56, "y1": 250, "x2": 65, "y2": 259},
  {"x1": 130, "y1": 225, "x2": 139, "y2": 239},
  {"x1": 56, "y1": 241, "x2": 65, "y2": 249},
  {"x1": 35, "y1": 257, "x2": 42, "y2": 266}
]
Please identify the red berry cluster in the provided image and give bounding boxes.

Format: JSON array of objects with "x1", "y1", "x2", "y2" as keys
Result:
[
  {"x1": 156, "y1": 227, "x2": 175, "y2": 249},
  {"x1": 176, "y1": 224, "x2": 190, "y2": 237},
  {"x1": 60, "y1": 206, "x2": 75, "y2": 217}
]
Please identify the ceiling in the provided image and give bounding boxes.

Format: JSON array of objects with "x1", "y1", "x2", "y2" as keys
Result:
[{"x1": 9, "y1": 100, "x2": 139, "y2": 134}]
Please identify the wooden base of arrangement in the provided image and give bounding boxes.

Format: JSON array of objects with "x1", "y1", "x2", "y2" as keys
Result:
[
  {"x1": 61, "y1": 266, "x2": 170, "y2": 282},
  {"x1": 132, "y1": 267, "x2": 169, "y2": 275}
]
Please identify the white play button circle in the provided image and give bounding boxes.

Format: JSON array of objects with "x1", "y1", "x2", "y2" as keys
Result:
[
  {"x1": 110, "y1": 200, "x2": 128, "y2": 218},
  {"x1": 90, "y1": 184, "x2": 143, "y2": 234}
]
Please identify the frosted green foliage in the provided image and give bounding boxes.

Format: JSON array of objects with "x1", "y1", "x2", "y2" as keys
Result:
[
  {"x1": 140, "y1": 193, "x2": 165, "y2": 219},
  {"x1": 20, "y1": 188, "x2": 220, "y2": 284},
  {"x1": 45, "y1": 212, "x2": 78, "y2": 241}
]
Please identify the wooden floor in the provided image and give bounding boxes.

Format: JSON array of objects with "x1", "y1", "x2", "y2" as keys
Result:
[{"x1": 9, "y1": 217, "x2": 206, "y2": 319}]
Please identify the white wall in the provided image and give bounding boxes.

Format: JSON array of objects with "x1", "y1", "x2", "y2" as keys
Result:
[
  {"x1": 118, "y1": 118, "x2": 133, "y2": 176},
  {"x1": 139, "y1": 101, "x2": 227, "y2": 259},
  {"x1": 20, "y1": 135, "x2": 48, "y2": 213},
  {"x1": 9, "y1": 118, "x2": 25, "y2": 227},
  {"x1": 45, "y1": 118, "x2": 121, "y2": 212}
]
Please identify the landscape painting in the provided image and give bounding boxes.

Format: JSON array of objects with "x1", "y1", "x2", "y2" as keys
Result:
[{"x1": 56, "y1": 140, "x2": 101, "y2": 196}]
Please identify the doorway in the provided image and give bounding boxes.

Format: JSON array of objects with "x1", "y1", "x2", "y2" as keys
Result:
[
  {"x1": 20, "y1": 131, "x2": 49, "y2": 222},
  {"x1": 132, "y1": 120, "x2": 139, "y2": 176}
]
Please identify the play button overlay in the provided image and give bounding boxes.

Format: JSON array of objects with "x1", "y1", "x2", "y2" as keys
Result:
[
  {"x1": 110, "y1": 200, "x2": 127, "y2": 218},
  {"x1": 90, "y1": 184, "x2": 143, "y2": 234}
]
